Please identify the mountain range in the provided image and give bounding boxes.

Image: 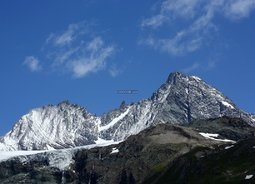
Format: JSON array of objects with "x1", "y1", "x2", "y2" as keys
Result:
[
  {"x1": 1, "y1": 116, "x2": 255, "y2": 183},
  {"x1": 1, "y1": 72, "x2": 255, "y2": 183},
  {"x1": 0, "y1": 72, "x2": 254, "y2": 151}
]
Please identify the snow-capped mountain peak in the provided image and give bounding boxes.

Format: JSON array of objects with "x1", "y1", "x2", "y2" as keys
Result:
[{"x1": 0, "y1": 102, "x2": 100, "y2": 151}]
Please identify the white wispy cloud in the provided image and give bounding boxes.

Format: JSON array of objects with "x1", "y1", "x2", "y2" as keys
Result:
[
  {"x1": 182, "y1": 62, "x2": 200, "y2": 73},
  {"x1": 141, "y1": 14, "x2": 167, "y2": 29},
  {"x1": 141, "y1": 0, "x2": 255, "y2": 55},
  {"x1": 141, "y1": 0, "x2": 202, "y2": 29},
  {"x1": 182, "y1": 60, "x2": 218, "y2": 73},
  {"x1": 109, "y1": 65, "x2": 121, "y2": 77},
  {"x1": 224, "y1": 0, "x2": 255, "y2": 20},
  {"x1": 23, "y1": 56, "x2": 42, "y2": 72},
  {"x1": 68, "y1": 37, "x2": 115, "y2": 78},
  {"x1": 46, "y1": 21, "x2": 89, "y2": 47},
  {"x1": 27, "y1": 21, "x2": 116, "y2": 78},
  {"x1": 148, "y1": 8, "x2": 215, "y2": 55}
]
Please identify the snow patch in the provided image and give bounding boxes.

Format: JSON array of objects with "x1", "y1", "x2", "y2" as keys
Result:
[
  {"x1": 221, "y1": 101, "x2": 235, "y2": 109},
  {"x1": 199, "y1": 133, "x2": 219, "y2": 138},
  {"x1": 245, "y1": 175, "x2": 253, "y2": 180},
  {"x1": 110, "y1": 147, "x2": 119, "y2": 154},
  {"x1": 199, "y1": 133, "x2": 236, "y2": 143},
  {"x1": 46, "y1": 144, "x2": 56, "y2": 150},
  {"x1": 191, "y1": 76, "x2": 202, "y2": 81},
  {"x1": 225, "y1": 145, "x2": 234, "y2": 150},
  {"x1": 99, "y1": 107, "x2": 130, "y2": 132},
  {"x1": 160, "y1": 85, "x2": 171, "y2": 102},
  {"x1": 95, "y1": 138, "x2": 115, "y2": 145},
  {"x1": 185, "y1": 88, "x2": 189, "y2": 94},
  {"x1": 251, "y1": 116, "x2": 255, "y2": 122}
]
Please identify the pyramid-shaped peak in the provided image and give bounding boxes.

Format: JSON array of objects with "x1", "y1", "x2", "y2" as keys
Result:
[
  {"x1": 57, "y1": 100, "x2": 81, "y2": 109},
  {"x1": 57, "y1": 100, "x2": 71, "y2": 106},
  {"x1": 166, "y1": 72, "x2": 204, "y2": 84},
  {"x1": 168, "y1": 71, "x2": 186, "y2": 79}
]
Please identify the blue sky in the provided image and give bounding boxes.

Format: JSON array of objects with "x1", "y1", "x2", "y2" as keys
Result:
[{"x1": 1, "y1": 0, "x2": 255, "y2": 135}]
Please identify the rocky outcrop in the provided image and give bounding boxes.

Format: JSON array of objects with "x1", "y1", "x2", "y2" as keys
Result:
[{"x1": 145, "y1": 138, "x2": 255, "y2": 184}]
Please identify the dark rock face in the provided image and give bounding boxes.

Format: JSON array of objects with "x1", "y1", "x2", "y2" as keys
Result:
[
  {"x1": 146, "y1": 138, "x2": 255, "y2": 184},
  {"x1": 1, "y1": 117, "x2": 255, "y2": 183},
  {"x1": 188, "y1": 116, "x2": 255, "y2": 141},
  {"x1": 0, "y1": 158, "x2": 62, "y2": 184},
  {"x1": 2, "y1": 72, "x2": 254, "y2": 151}
]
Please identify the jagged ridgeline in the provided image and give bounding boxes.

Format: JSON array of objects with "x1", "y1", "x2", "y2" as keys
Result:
[{"x1": 0, "y1": 72, "x2": 254, "y2": 151}]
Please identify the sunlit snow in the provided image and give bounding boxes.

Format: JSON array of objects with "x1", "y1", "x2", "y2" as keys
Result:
[
  {"x1": 221, "y1": 101, "x2": 235, "y2": 109},
  {"x1": 110, "y1": 147, "x2": 119, "y2": 154},
  {"x1": 191, "y1": 76, "x2": 202, "y2": 81},
  {"x1": 95, "y1": 138, "x2": 115, "y2": 145},
  {"x1": 98, "y1": 107, "x2": 130, "y2": 132},
  {"x1": 0, "y1": 140, "x2": 121, "y2": 170},
  {"x1": 245, "y1": 175, "x2": 253, "y2": 180},
  {"x1": 199, "y1": 133, "x2": 236, "y2": 143},
  {"x1": 185, "y1": 88, "x2": 189, "y2": 94},
  {"x1": 252, "y1": 116, "x2": 255, "y2": 122},
  {"x1": 225, "y1": 145, "x2": 234, "y2": 149},
  {"x1": 0, "y1": 150, "x2": 46, "y2": 162}
]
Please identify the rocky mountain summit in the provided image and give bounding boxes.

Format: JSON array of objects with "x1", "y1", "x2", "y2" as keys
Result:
[{"x1": 0, "y1": 72, "x2": 254, "y2": 151}]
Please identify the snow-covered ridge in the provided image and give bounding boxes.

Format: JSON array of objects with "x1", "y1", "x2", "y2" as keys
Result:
[
  {"x1": 0, "y1": 102, "x2": 101, "y2": 151},
  {"x1": 99, "y1": 107, "x2": 131, "y2": 132}
]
